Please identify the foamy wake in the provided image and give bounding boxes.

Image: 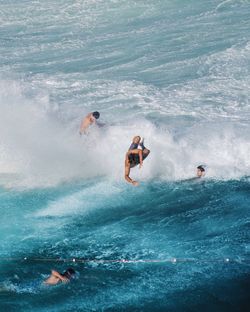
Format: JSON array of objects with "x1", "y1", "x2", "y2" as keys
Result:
[{"x1": 0, "y1": 79, "x2": 249, "y2": 189}]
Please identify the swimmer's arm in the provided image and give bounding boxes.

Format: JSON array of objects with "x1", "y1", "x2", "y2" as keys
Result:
[
  {"x1": 51, "y1": 270, "x2": 69, "y2": 282},
  {"x1": 51, "y1": 270, "x2": 62, "y2": 278}
]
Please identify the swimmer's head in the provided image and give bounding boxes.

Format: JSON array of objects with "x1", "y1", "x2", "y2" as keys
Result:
[
  {"x1": 63, "y1": 268, "x2": 76, "y2": 279},
  {"x1": 197, "y1": 165, "x2": 205, "y2": 178},
  {"x1": 133, "y1": 136, "x2": 141, "y2": 144},
  {"x1": 92, "y1": 111, "x2": 100, "y2": 119}
]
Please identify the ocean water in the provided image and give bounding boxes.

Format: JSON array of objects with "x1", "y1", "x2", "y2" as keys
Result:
[{"x1": 0, "y1": 0, "x2": 250, "y2": 311}]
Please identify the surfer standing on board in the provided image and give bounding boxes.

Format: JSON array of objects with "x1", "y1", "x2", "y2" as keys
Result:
[
  {"x1": 79, "y1": 111, "x2": 100, "y2": 135},
  {"x1": 125, "y1": 136, "x2": 150, "y2": 186}
]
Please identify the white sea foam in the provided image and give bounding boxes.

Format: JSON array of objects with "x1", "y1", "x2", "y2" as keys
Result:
[
  {"x1": 35, "y1": 181, "x2": 122, "y2": 217},
  {"x1": 0, "y1": 78, "x2": 249, "y2": 189}
]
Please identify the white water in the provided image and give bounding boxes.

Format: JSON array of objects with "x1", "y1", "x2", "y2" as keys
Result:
[{"x1": 0, "y1": 77, "x2": 249, "y2": 188}]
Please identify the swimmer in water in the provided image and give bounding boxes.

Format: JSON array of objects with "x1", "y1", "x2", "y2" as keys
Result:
[
  {"x1": 43, "y1": 268, "x2": 75, "y2": 286},
  {"x1": 125, "y1": 136, "x2": 150, "y2": 186},
  {"x1": 79, "y1": 111, "x2": 100, "y2": 135},
  {"x1": 197, "y1": 165, "x2": 205, "y2": 178}
]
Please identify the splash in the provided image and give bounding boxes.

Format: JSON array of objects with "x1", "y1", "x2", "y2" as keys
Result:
[{"x1": 0, "y1": 79, "x2": 249, "y2": 189}]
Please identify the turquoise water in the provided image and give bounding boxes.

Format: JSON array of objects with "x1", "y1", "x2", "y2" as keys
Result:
[{"x1": 0, "y1": 0, "x2": 250, "y2": 311}]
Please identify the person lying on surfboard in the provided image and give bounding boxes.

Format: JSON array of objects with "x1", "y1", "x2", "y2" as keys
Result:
[
  {"x1": 79, "y1": 111, "x2": 100, "y2": 135},
  {"x1": 125, "y1": 136, "x2": 150, "y2": 186}
]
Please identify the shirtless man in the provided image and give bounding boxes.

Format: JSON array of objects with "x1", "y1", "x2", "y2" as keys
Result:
[
  {"x1": 125, "y1": 136, "x2": 150, "y2": 186},
  {"x1": 43, "y1": 268, "x2": 75, "y2": 286},
  {"x1": 79, "y1": 111, "x2": 100, "y2": 135}
]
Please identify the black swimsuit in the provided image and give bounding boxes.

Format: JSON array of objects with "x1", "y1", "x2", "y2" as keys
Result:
[{"x1": 128, "y1": 143, "x2": 148, "y2": 167}]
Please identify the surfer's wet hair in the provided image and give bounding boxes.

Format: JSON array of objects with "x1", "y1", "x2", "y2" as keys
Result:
[
  {"x1": 63, "y1": 268, "x2": 76, "y2": 279},
  {"x1": 92, "y1": 111, "x2": 100, "y2": 119},
  {"x1": 197, "y1": 165, "x2": 205, "y2": 172}
]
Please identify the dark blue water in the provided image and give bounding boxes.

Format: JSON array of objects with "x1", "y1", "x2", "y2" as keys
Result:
[{"x1": 0, "y1": 179, "x2": 249, "y2": 311}]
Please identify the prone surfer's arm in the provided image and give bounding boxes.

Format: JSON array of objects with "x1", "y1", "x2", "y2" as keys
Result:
[
  {"x1": 51, "y1": 270, "x2": 69, "y2": 282},
  {"x1": 51, "y1": 270, "x2": 62, "y2": 278}
]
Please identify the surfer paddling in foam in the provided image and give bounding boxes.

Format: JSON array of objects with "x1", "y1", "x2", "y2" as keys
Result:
[
  {"x1": 125, "y1": 136, "x2": 150, "y2": 186},
  {"x1": 79, "y1": 111, "x2": 100, "y2": 135}
]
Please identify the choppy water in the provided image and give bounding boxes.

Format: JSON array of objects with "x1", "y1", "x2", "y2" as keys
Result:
[{"x1": 0, "y1": 0, "x2": 250, "y2": 311}]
